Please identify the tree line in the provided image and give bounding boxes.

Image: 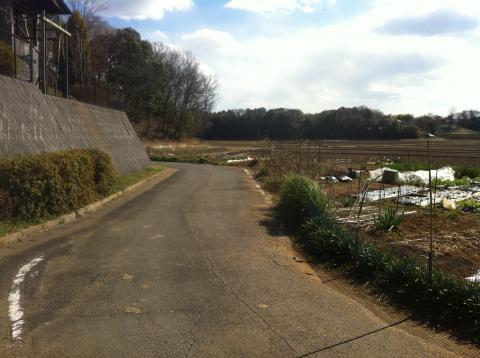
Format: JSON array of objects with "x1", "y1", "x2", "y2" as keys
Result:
[
  {"x1": 203, "y1": 107, "x2": 480, "y2": 140},
  {"x1": 61, "y1": 2, "x2": 217, "y2": 139}
]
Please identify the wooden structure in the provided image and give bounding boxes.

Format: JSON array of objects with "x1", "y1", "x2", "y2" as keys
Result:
[{"x1": 0, "y1": 0, "x2": 71, "y2": 95}]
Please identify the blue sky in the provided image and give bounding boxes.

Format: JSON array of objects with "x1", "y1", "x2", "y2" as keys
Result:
[
  {"x1": 106, "y1": 1, "x2": 371, "y2": 42},
  {"x1": 98, "y1": 0, "x2": 480, "y2": 115}
]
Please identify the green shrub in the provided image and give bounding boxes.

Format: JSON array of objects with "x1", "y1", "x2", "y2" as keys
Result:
[
  {"x1": 91, "y1": 149, "x2": 115, "y2": 195},
  {"x1": 278, "y1": 175, "x2": 329, "y2": 231},
  {"x1": 374, "y1": 207, "x2": 404, "y2": 232},
  {"x1": 0, "y1": 149, "x2": 116, "y2": 220}
]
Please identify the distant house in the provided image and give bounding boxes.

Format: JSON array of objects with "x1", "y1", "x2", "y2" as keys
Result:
[{"x1": 0, "y1": 0, "x2": 70, "y2": 89}]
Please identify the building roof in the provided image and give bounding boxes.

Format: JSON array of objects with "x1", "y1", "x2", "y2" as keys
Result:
[{"x1": 20, "y1": 0, "x2": 72, "y2": 15}]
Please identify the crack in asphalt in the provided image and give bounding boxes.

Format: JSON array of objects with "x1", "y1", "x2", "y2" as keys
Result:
[
  {"x1": 203, "y1": 253, "x2": 298, "y2": 355},
  {"x1": 185, "y1": 314, "x2": 201, "y2": 358}
]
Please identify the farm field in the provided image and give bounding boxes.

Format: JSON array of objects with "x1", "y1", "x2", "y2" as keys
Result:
[
  {"x1": 148, "y1": 138, "x2": 480, "y2": 165},
  {"x1": 148, "y1": 139, "x2": 480, "y2": 281}
]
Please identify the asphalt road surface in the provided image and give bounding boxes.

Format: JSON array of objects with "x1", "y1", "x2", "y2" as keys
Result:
[{"x1": 0, "y1": 163, "x2": 470, "y2": 357}]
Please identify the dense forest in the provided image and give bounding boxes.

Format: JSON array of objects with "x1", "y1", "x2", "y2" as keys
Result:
[
  {"x1": 204, "y1": 108, "x2": 480, "y2": 140},
  {"x1": 57, "y1": 2, "x2": 480, "y2": 141}
]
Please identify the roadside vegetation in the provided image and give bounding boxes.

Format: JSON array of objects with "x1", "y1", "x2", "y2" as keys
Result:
[
  {"x1": 0, "y1": 150, "x2": 164, "y2": 237},
  {"x1": 277, "y1": 175, "x2": 480, "y2": 344},
  {"x1": 149, "y1": 154, "x2": 212, "y2": 165},
  {"x1": 112, "y1": 166, "x2": 164, "y2": 193}
]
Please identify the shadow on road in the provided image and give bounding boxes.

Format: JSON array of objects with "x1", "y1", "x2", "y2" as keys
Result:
[
  {"x1": 296, "y1": 318, "x2": 410, "y2": 357},
  {"x1": 258, "y1": 207, "x2": 289, "y2": 237}
]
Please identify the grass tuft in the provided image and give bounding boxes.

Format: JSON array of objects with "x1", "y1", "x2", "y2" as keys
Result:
[{"x1": 374, "y1": 208, "x2": 404, "y2": 232}]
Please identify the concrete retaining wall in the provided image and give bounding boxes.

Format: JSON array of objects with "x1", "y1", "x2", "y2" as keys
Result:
[{"x1": 0, "y1": 75, "x2": 149, "y2": 175}]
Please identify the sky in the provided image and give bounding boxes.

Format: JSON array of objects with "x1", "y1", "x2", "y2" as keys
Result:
[{"x1": 101, "y1": 0, "x2": 480, "y2": 116}]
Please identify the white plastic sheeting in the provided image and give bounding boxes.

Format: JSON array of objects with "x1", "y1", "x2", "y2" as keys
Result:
[
  {"x1": 399, "y1": 186, "x2": 480, "y2": 207},
  {"x1": 466, "y1": 270, "x2": 480, "y2": 283},
  {"x1": 369, "y1": 167, "x2": 455, "y2": 185},
  {"x1": 226, "y1": 157, "x2": 254, "y2": 164},
  {"x1": 365, "y1": 186, "x2": 421, "y2": 202}
]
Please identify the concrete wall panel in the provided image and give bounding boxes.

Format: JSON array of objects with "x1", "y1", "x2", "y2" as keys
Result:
[{"x1": 0, "y1": 75, "x2": 149, "y2": 175}]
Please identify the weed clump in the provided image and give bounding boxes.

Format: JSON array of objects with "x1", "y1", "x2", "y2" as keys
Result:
[{"x1": 277, "y1": 175, "x2": 329, "y2": 231}]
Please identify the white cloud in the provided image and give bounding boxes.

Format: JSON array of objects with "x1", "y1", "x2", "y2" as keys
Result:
[
  {"x1": 378, "y1": 9, "x2": 478, "y2": 36},
  {"x1": 102, "y1": 0, "x2": 194, "y2": 20},
  {"x1": 224, "y1": 0, "x2": 335, "y2": 14},
  {"x1": 179, "y1": 0, "x2": 480, "y2": 115},
  {"x1": 150, "y1": 30, "x2": 168, "y2": 41}
]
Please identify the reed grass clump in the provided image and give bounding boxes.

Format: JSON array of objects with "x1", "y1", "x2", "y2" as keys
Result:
[{"x1": 277, "y1": 175, "x2": 329, "y2": 231}]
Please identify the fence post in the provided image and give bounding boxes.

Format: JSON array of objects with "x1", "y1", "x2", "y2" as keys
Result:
[{"x1": 427, "y1": 139, "x2": 434, "y2": 283}]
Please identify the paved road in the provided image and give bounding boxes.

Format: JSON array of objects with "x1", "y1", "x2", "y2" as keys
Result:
[{"x1": 0, "y1": 163, "x2": 467, "y2": 357}]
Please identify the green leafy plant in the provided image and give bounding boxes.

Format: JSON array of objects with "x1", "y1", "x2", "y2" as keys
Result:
[
  {"x1": 457, "y1": 199, "x2": 480, "y2": 213},
  {"x1": 374, "y1": 208, "x2": 405, "y2": 232},
  {"x1": 433, "y1": 177, "x2": 470, "y2": 188}
]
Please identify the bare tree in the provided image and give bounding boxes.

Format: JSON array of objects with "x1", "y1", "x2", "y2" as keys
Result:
[{"x1": 67, "y1": 0, "x2": 108, "y2": 19}]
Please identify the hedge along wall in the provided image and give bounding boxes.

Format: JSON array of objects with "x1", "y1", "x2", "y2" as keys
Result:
[
  {"x1": 0, "y1": 149, "x2": 115, "y2": 220},
  {"x1": 0, "y1": 75, "x2": 149, "y2": 176}
]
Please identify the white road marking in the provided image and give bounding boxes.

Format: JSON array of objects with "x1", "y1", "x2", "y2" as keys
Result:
[{"x1": 8, "y1": 256, "x2": 44, "y2": 340}]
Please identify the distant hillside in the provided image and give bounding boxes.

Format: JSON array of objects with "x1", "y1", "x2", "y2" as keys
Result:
[
  {"x1": 436, "y1": 125, "x2": 480, "y2": 139},
  {"x1": 436, "y1": 125, "x2": 479, "y2": 135}
]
